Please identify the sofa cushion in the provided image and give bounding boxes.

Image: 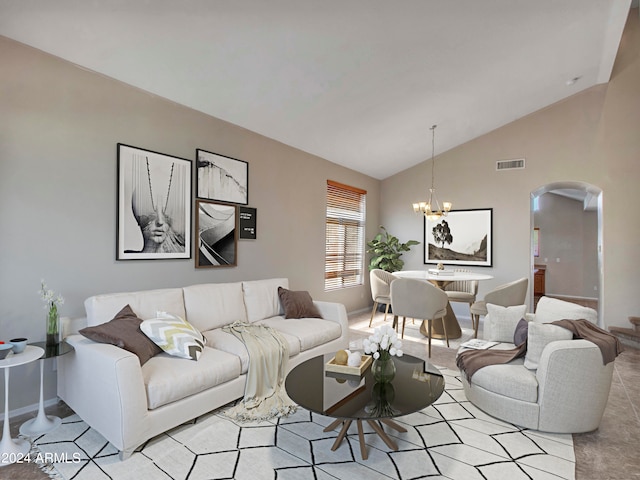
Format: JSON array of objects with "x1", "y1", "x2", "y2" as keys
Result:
[
  {"x1": 141, "y1": 313, "x2": 206, "y2": 361},
  {"x1": 534, "y1": 296, "x2": 598, "y2": 324},
  {"x1": 277, "y1": 287, "x2": 322, "y2": 319},
  {"x1": 524, "y1": 322, "x2": 573, "y2": 370},
  {"x1": 142, "y1": 347, "x2": 242, "y2": 409},
  {"x1": 485, "y1": 304, "x2": 527, "y2": 343},
  {"x1": 242, "y1": 278, "x2": 288, "y2": 322},
  {"x1": 84, "y1": 288, "x2": 185, "y2": 327},
  {"x1": 79, "y1": 305, "x2": 162, "y2": 365},
  {"x1": 182, "y1": 282, "x2": 246, "y2": 331},
  {"x1": 203, "y1": 327, "x2": 301, "y2": 375},
  {"x1": 258, "y1": 316, "x2": 342, "y2": 352},
  {"x1": 471, "y1": 358, "x2": 539, "y2": 403}
]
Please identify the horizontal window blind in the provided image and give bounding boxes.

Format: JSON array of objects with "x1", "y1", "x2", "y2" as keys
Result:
[{"x1": 325, "y1": 180, "x2": 366, "y2": 290}]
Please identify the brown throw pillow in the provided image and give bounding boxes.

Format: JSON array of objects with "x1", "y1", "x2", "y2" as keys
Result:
[
  {"x1": 79, "y1": 304, "x2": 162, "y2": 365},
  {"x1": 278, "y1": 287, "x2": 322, "y2": 319}
]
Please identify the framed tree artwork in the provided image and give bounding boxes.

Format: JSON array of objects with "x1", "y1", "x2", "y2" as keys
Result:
[
  {"x1": 117, "y1": 144, "x2": 191, "y2": 260},
  {"x1": 196, "y1": 149, "x2": 248, "y2": 205},
  {"x1": 195, "y1": 200, "x2": 238, "y2": 268},
  {"x1": 424, "y1": 208, "x2": 493, "y2": 266}
]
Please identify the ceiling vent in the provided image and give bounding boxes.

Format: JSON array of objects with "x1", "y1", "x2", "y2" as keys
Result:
[{"x1": 496, "y1": 158, "x2": 525, "y2": 171}]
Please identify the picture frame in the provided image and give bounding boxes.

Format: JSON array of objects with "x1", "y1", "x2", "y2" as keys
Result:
[
  {"x1": 195, "y1": 200, "x2": 237, "y2": 268},
  {"x1": 117, "y1": 144, "x2": 191, "y2": 260},
  {"x1": 196, "y1": 149, "x2": 248, "y2": 205},
  {"x1": 239, "y1": 206, "x2": 257, "y2": 239},
  {"x1": 424, "y1": 208, "x2": 493, "y2": 266}
]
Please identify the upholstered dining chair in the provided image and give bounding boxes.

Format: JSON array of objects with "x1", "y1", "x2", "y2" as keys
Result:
[
  {"x1": 390, "y1": 278, "x2": 449, "y2": 357},
  {"x1": 443, "y1": 268, "x2": 479, "y2": 319},
  {"x1": 369, "y1": 269, "x2": 397, "y2": 327},
  {"x1": 469, "y1": 277, "x2": 528, "y2": 338}
]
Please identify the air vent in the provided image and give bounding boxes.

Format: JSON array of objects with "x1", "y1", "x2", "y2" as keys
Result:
[{"x1": 496, "y1": 158, "x2": 525, "y2": 171}]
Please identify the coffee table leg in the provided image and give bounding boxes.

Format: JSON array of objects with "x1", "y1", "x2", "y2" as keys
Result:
[
  {"x1": 323, "y1": 418, "x2": 344, "y2": 433},
  {"x1": 367, "y1": 420, "x2": 399, "y2": 451},
  {"x1": 356, "y1": 420, "x2": 368, "y2": 460},
  {"x1": 331, "y1": 420, "x2": 352, "y2": 451},
  {"x1": 380, "y1": 418, "x2": 407, "y2": 433}
]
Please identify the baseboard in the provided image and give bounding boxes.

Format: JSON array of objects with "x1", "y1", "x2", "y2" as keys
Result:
[
  {"x1": 545, "y1": 293, "x2": 598, "y2": 301},
  {"x1": 9, "y1": 397, "x2": 59, "y2": 420}
]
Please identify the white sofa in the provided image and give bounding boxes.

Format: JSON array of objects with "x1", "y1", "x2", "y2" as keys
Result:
[
  {"x1": 57, "y1": 278, "x2": 348, "y2": 459},
  {"x1": 459, "y1": 296, "x2": 614, "y2": 433}
]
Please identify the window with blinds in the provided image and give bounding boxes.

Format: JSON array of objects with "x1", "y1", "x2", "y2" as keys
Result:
[{"x1": 325, "y1": 180, "x2": 366, "y2": 290}]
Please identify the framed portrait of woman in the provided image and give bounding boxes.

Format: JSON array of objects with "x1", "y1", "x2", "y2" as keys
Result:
[{"x1": 117, "y1": 144, "x2": 192, "y2": 260}]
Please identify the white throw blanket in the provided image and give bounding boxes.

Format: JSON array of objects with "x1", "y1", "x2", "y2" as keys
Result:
[{"x1": 222, "y1": 322, "x2": 297, "y2": 421}]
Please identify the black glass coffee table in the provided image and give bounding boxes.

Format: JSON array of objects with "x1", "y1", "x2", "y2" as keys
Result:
[{"x1": 285, "y1": 352, "x2": 444, "y2": 459}]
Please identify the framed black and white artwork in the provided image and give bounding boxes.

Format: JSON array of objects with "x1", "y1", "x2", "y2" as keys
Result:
[
  {"x1": 424, "y1": 208, "x2": 493, "y2": 267},
  {"x1": 195, "y1": 200, "x2": 237, "y2": 268},
  {"x1": 196, "y1": 149, "x2": 248, "y2": 205},
  {"x1": 117, "y1": 144, "x2": 192, "y2": 260}
]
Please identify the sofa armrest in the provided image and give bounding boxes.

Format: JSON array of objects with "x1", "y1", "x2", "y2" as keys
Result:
[
  {"x1": 313, "y1": 301, "x2": 349, "y2": 336},
  {"x1": 57, "y1": 334, "x2": 150, "y2": 453},
  {"x1": 536, "y1": 339, "x2": 614, "y2": 432}
]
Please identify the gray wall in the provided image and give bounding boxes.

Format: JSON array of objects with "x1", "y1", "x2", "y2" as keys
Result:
[
  {"x1": 534, "y1": 193, "x2": 598, "y2": 299},
  {"x1": 0, "y1": 36, "x2": 380, "y2": 411},
  {"x1": 381, "y1": 10, "x2": 640, "y2": 330}
]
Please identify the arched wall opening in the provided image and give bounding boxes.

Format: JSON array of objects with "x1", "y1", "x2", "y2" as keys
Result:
[{"x1": 529, "y1": 181, "x2": 604, "y2": 328}]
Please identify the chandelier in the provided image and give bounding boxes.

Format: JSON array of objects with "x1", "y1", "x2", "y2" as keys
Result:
[{"x1": 412, "y1": 124, "x2": 452, "y2": 220}]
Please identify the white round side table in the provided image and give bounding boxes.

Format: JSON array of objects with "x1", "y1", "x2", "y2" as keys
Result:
[
  {"x1": 20, "y1": 341, "x2": 74, "y2": 437},
  {"x1": 0, "y1": 345, "x2": 44, "y2": 467}
]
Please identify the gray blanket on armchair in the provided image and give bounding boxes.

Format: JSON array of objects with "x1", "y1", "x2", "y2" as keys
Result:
[{"x1": 457, "y1": 319, "x2": 623, "y2": 382}]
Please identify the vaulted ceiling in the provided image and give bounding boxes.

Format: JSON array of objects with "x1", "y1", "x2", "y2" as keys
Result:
[{"x1": 0, "y1": 0, "x2": 633, "y2": 179}]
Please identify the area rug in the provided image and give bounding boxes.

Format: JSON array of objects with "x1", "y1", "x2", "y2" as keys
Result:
[{"x1": 32, "y1": 367, "x2": 575, "y2": 480}]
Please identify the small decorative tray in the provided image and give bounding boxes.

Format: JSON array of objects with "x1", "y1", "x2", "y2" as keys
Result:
[{"x1": 325, "y1": 354, "x2": 372, "y2": 376}]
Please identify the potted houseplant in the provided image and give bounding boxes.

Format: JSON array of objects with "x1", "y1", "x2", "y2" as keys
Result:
[{"x1": 366, "y1": 226, "x2": 419, "y2": 273}]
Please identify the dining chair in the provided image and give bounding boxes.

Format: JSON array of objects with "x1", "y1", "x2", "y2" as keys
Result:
[
  {"x1": 369, "y1": 269, "x2": 396, "y2": 327},
  {"x1": 443, "y1": 268, "x2": 479, "y2": 319},
  {"x1": 469, "y1": 277, "x2": 528, "y2": 338},
  {"x1": 390, "y1": 278, "x2": 449, "y2": 357}
]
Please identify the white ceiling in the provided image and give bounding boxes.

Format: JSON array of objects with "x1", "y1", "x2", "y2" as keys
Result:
[{"x1": 0, "y1": 0, "x2": 632, "y2": 179}]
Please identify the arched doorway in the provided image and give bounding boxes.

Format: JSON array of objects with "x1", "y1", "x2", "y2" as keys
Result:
[{"x1": 530, "y1": 182, "x2": 603, "y2": 327}]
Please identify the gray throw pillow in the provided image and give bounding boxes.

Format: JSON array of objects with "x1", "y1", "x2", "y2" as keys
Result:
[
  {"x1": 278, "y1": 287, "x2": 322, "y2": 319},
  {"x1": 79, "y1": 304, "x2": 162, "y2": 365},
  {"x1": 513, "y1": 318, "x2": 529, "y2": 347},
  {"x1": 524, "y1": 322, "x2": 573, "y2": 370}
]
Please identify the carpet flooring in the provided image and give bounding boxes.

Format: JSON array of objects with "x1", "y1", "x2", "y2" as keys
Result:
[{"x1": 31, "y1": 365, "x2": 575, "y2": 480}]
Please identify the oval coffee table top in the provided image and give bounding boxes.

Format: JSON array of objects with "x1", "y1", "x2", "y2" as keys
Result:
[{"x1": 285, "y1": 352, "x2": 444, "y2": 421}]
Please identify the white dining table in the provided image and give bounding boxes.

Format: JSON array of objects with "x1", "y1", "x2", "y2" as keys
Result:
[{"x1": 394, "y1": 270, "x2": 493, "y2": 339}]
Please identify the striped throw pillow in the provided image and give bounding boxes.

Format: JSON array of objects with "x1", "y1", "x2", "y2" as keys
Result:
[{"x1": 141, "y1": 312, "x2": 206, "y2": 361}]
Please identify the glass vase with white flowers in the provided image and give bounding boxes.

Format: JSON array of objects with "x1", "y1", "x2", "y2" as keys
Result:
[
  {"x1": 363, "y1": 324, "x2": 403, "y2": 383},
  {"x1": 39, "y1": 279, "x2": 64, "y2": 346}
]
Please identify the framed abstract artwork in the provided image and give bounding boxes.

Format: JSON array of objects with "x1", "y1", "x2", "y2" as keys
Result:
[
  {"x1": 196, "y1": 149, "x2": 248, "y2": 205},
  {"x1": 117, "y1": 144, "x2": 191, "y2": 260},
  {"x1": 195, "y1": 200, "x2": 237, "y2": 268},
  {"x1": 424, "y1": 208, "x2": 493, "y2": 266}
]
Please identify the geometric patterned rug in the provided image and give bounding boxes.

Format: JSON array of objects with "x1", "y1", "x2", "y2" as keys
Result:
[{"x1": 32, "y1": 367, "x2": 575, "y2": 480}]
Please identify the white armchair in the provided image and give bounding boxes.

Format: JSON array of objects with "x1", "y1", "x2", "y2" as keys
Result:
[{"x1": 459, "y1": 297, "x2": 615, "y2": 433}]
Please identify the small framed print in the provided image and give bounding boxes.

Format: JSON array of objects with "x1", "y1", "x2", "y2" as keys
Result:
[
  {"x1": 239, "y1": 207, "x2": 257, "y2": 239},
  {"x1": 117, "y1": 144, "x2": 191, "y2": 260},
  {"x1": 196, "y1": 200, "x2": 237, "y2": 268},
  {"x1": 196, "y1": 149, "x2": 248, "y2": 205}
]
